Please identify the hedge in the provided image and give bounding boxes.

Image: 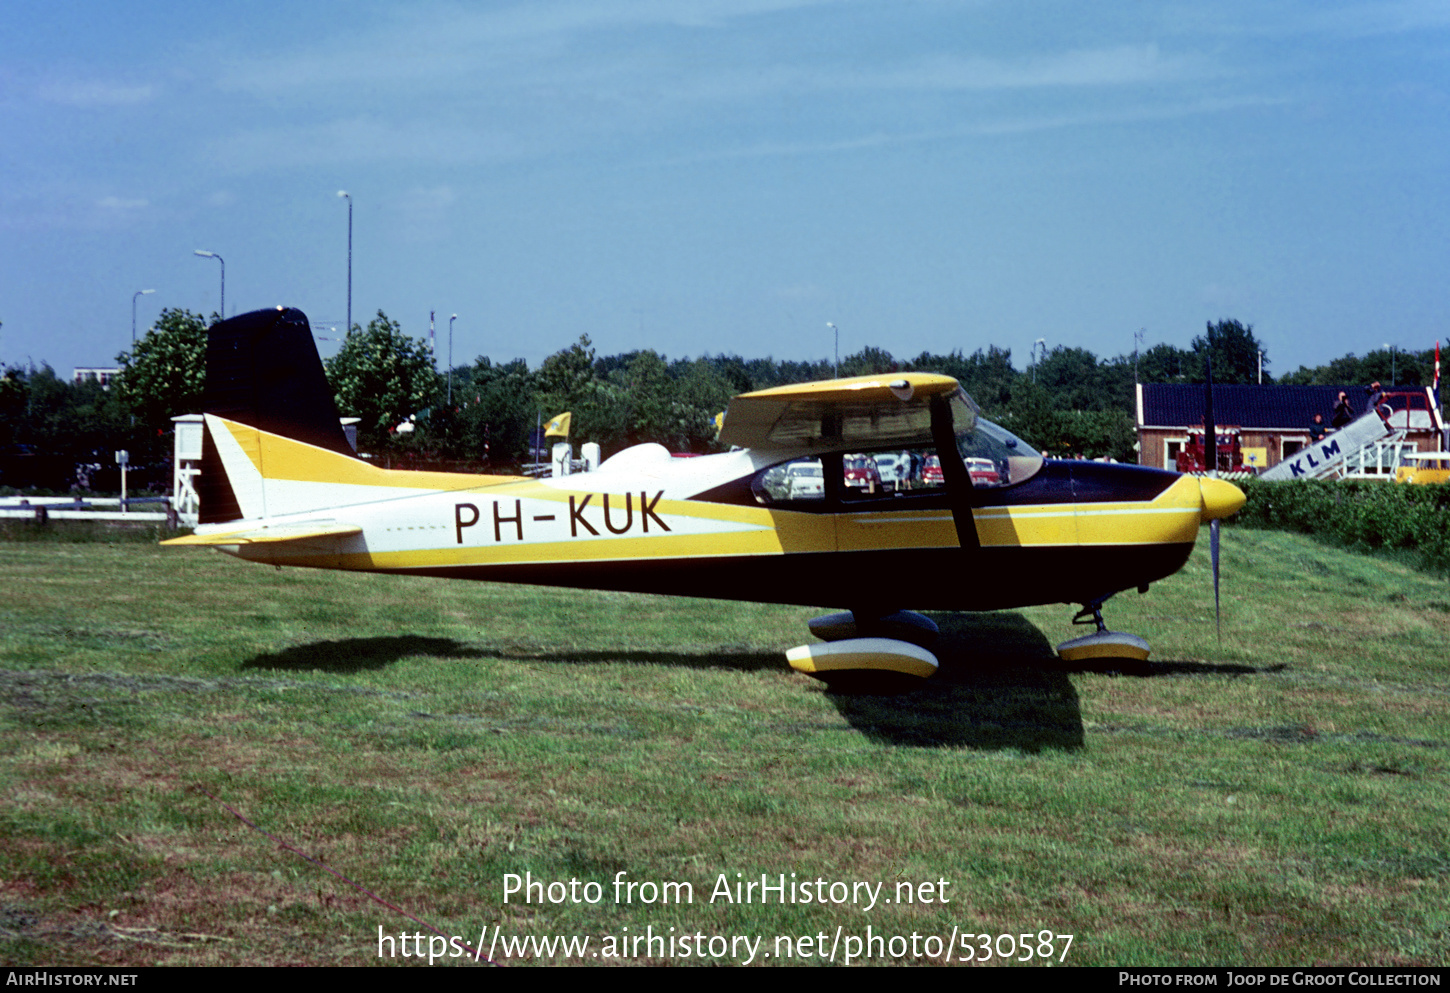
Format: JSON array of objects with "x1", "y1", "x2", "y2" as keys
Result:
[{"x1": 1233, "y1": 478, "x2": 1450, "y2": 574}]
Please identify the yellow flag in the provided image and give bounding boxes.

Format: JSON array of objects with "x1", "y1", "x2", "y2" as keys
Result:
[{"x1": 544, "y1": 411, "x2": 572, "y2": 438}]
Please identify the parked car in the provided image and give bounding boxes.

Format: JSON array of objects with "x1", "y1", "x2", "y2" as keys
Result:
[
  {"x1": 921, "y1": 455, "x2": 944, "y2": 487},
  {"x1": 873, "y1": 452, "x2": 910, "y2": 489},
  {"x1": 842, "y1": 454, "x2": 882, "y2": 491},
  {"x1": 785, "y1": 460, "x2": 824, "y2": 499},
  {"x1": 966, "y1": 456, "x2": 1001, "y2": 486}
]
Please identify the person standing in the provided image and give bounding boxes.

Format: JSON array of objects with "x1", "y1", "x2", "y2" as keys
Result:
[{"x1": 1331, "y1": 391, "x2": 1354, "y2": 429}]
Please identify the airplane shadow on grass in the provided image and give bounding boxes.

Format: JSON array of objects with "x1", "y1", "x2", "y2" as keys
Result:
[
  {"x1": 833, "y1": 612, "x2": 1283, "y2": 752},
  {"x1": 239, "y1": 636, "x2": 785, "y2": 675},
  {"x1": 829, "y1": 612, "x2": 1286, "y2": 752},
  {"x1": 238, "y1": 617, "x2": 1277, "y2": 753},
  {"x1": 242, "y1": 636, "x2": 494, "y2": 674},
  {"x1": 824, "y1": 612, "x2": 1083, "y2": 752}
]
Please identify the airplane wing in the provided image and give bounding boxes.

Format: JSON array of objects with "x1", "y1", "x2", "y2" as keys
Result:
[
  {"x1": 160, "y1": 521, "x2": 363, "y2": 547},
  {"x1": 719, "y1": 372, "x2": 962, "y2": 452}
]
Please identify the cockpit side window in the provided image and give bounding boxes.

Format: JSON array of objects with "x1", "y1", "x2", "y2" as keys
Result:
[
  {"x1": 750, "y1": 447, "x2": 953, "y2": 510},
  {"x1": 753, "y1": 458, "x2": 827, "y2": 504},
  {"x1": 711, "y1": 388, "x2": 1043, "y2": 510}
]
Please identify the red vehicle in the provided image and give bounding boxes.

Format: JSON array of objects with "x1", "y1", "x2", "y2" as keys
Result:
[
  {"x1": 1175, "y1": 428, "x2": 1250, "y2": 474},
  {"x1": 966, "y1": 456, "x2": 1001, "y2": 486},
  {"x1": 843, "y1": 454, "x2": 882, "y2": 490},
  {"x1": 921, "y1": 455, "x2": 944, "y2": 486}
]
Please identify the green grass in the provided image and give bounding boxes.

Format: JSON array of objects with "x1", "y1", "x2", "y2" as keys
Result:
[{"x1": 0, "y1": 528, "x2": 1446, "y2": 966}]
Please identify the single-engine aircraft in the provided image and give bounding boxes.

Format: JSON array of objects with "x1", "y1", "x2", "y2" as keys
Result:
[{"x1": 165, "y1": 307, "x2": 1245, "y2": 690}]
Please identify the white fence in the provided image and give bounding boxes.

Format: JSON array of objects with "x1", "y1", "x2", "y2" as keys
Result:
[{"x1": 0, "y1": 496, "x2": 173, "y2": 524}]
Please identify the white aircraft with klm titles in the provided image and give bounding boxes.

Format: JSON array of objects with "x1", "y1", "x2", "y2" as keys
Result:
[{"x1": 165, "y1": 307, "x2": 1246, "y2": 691}]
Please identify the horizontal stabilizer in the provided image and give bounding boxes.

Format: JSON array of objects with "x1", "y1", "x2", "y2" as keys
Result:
[{"x1": 161, "y1": 522, "x2": 362, "y2": 547}]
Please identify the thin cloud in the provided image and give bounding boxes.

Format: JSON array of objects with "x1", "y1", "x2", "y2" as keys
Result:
[
  {"x1": 208, "y1": 116, "x2": 534, "y2": 172},
  {"x1": 37, "y1": 79, "x2": 156, "y2": 107},
  {"x1": 867, "y1": 45, "x2": 1211, "y2": 91},
  {"x1": 658, "y1": 94, "x2": 1291, "y2": 166},
  {"x1": 216, "y1": 0, "x2": 850, "y2": 95},
  {"x1": 1314, "y1": 1, "x2": 1450, "y2": 35}
]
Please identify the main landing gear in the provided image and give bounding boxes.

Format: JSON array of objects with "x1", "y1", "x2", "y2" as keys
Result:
[
  {"x1": 787, "y1": 609, "x2": 939, "y2": 694},
  {"x1": 1055, "y1": 592, "x2": 1151, "y2": 666},
  {"x1": 786, "y1": 593, "x2": 1154, "y2": 691}
]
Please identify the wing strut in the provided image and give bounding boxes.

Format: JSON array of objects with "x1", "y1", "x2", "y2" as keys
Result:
[
  {"x1": 928, "y1": 393, "x2": 980, "y2": 551},
  {"x1": 1205, "y1": 353, "x2": 1222, "y2": 642}
]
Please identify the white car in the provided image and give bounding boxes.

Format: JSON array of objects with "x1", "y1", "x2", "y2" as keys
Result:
[
  {"x1": 873, "y1": 452, "x2": 909, "y2": 488},
  {"x1": 785, "y1": 461, "x2": 824, "y2": 499}
]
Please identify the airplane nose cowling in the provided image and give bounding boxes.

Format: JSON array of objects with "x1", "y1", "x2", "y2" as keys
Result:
[{"x1": 1199, "y1": 476, "x2": 1246, "y2": 522}]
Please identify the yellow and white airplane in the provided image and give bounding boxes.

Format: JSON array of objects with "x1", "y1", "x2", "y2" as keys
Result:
[{"x1": 165, "y1": 307, "x2": 1245, "y2": 690}]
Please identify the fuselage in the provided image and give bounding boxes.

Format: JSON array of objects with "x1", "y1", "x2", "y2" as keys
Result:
[{"x1": 186, "y1": 429, "x2": 1217, "y2": 612}]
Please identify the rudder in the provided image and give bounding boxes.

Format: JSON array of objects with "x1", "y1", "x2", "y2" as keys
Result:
[{"x1": 198, "y1": 307, "x2": 355, "y2": 524}]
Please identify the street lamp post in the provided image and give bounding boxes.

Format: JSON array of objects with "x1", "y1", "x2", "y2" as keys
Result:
[
  {"x1": 448, "y1": 314, "x2": 458, "y2": 406},
  {"x1": 1032, "y1": 338, "x2": 1047, "y2": 383},
  {"x1": 192, "y1": 251, "x2": 224, "y2": 318},
  {"x1": 338, "y1": 191, "x2": 352, "y2": 333},
  {"x1": 131, "y1": 289, "x2": 155, "y2": 347},
  {"x1": 826, "y1": 322, "x2": 839, "y2": 378}
]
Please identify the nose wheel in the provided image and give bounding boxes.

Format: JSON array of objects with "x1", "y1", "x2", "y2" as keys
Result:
[{"x1": 1055, "y1": 595, "x2": 1151, "y2": 665}]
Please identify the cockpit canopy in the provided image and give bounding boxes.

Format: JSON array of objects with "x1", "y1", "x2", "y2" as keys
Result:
[{"x1": 749, "y1": 387, "x2": 1044, "y2": 505}]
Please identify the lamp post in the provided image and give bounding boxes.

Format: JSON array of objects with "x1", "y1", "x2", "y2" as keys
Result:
[
  {"x1": 192, "y1": 251, "x2": 224, "y2": 318},
  {"x1": 826, "y1": 322, "x2": 839, "y2": 377},
  {"x1": 1032, "y1": 338, "x2": 1047, "y2": 383},
  {"x1": 448, "y1": 314, "x2": 458, "y2": 406},
  {"x1": 131, "y1": 289, "x2": 155, "y2": 346},
  {"x1": 337, "y1": 191, "x2": 352, "y2": 333}
]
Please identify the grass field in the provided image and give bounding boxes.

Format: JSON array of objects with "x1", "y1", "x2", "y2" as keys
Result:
[{"x1": 1, "y1": 524, "x2": 1447, "y2": 967}]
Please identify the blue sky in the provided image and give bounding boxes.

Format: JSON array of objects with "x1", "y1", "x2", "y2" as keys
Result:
[{"x1": 4, "y1": 1, "x2": 1449, "y2": 381}]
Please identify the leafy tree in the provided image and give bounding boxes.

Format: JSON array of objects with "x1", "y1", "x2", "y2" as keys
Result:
[
  {"x1": 1137, "y1": 342, "x2": 1191, "y2": 384},
  {"x1": 598, "y1": 351, "x2": 734, "y2": 454},
  {"x1": 449, "y1": 357, "x2": 536, "y2": 466},
  {"x1": 0, "y1": 368, "x2": 26, "y2": 447},
  {"x1": 324, "y1": 311, "x2": 442, "y2": 448},
  {"x1": 670, "y1": 358, "x2": 736, "y2": 451},
  {"x1": 700, "y1": 354, "x2": 756, "y2": 395},
  {"x1": 1055, "y1": 408, "x2": 1138, "y2": 462},
  {"x1": 906, "y1": 346, "x2": 1018, "y2": 410},
  {"x1": 535, "y1": 334, "x2": 599, "y2": 410},
  {"x1": 114, "y1": 308, "x2": 209, "y2": 450},
  {"x1": 1188, "y1": 319, "x2": 1269, "y2": 385},
  {"x1": 1280, "y1": 348, "x2": 1434, "y2": 388},
  {"x1": 0, "y1": 364, "x2": 131, "y2": 488},
  {"x1": 839, "y1": 346, "x2": 897, "y2": 378},
  {"x1": 1034, "y1": 346, "x2": 1110, "y2": 412}
]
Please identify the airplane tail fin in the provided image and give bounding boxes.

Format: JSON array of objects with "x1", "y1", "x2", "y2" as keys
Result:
[
  {"x1": 197, "y1": 307, "x2": 356, "y2": 525},
  {"x1": 185, "y1": 307, "x2": 517, "y2": 532}
]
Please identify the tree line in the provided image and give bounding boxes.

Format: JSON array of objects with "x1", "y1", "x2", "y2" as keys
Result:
[{"x1": 1, "y1": 309, "x2": 1441, "y2": 490}]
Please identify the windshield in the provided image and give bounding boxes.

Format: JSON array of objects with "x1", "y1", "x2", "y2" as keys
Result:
[{"x1": 949, "y1": 390, "x2": 1044, "y2": 488}]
